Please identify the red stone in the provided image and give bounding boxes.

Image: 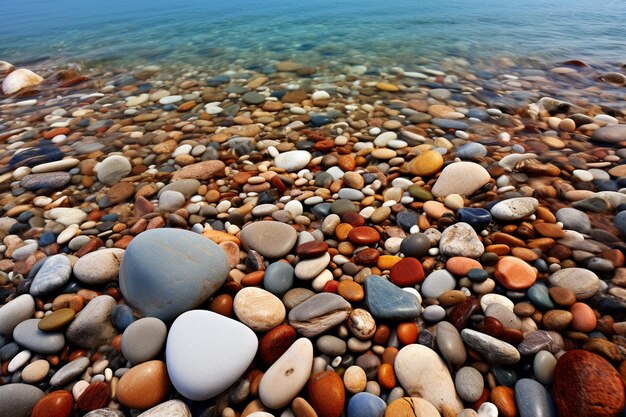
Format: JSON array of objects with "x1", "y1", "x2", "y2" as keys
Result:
[
  {"x1": 470, "y1": 388, "x2": 490, "y2": 411},
  {"x1": 389, "y1": 258, "x2": 425, "y2": 286},
  {"x1": 342, "y1": 212, "x2": 366, "y2": 227},
  {"x1": 477, "y1": 316, "x2": 503, "y2": 338},
  {"x1": 354, "y1": 248, "x2": 380, "y2": 266},
  {"x1": 77, "y1": 381, "x2": 110, "y2": 411},
  {"x1": 448, "y1": 298, "x2": 480, "y2": 331},
  {"x1": 74, "y1": 237, "x2": 104, "y2": 257},
  {"x1": 270, "y1": 175, "x2": 287, "y2": 193},
  {"x1": 553, "y1": 350, "x2": 625, "y2": 417},
  {"x1": 500, "y1": 328, "x2": 524, "y2": 345},
  {"x1": 258, "y1": 324, "x2": 297, "y2": 366},
  {"x1": 307, "y1": 371, "x2": 345, "y2": 417},
  {"x1": 322, "y1": 280, "x2": 339, "y2": 293},
  {"x1": 347, "y1": 226, "x2": 380, "y2": 245},
  {"x1": 296, "y1": 241, "x2": 329, "y2": 259},
  {"x1": 31, "y1": 390, "x2": 74, "y2": 417},
  {"x1": 43, "y1": 127, "x2": 70, "y2": 139}
]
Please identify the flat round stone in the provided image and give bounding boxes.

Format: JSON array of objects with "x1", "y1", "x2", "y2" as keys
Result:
[
  {"x1": 347, "y1": 226, "x2": 380, "y2": 245},
  {"x1": 38, "y1": 308, "x2": 75, "y2": 332},
  {"x1": 30, "y1": 255, "x2": 72, "y2": 297},
  {"x1": 431, "y1": 161, "x2": 490, "y2": 197},
  {"x1": 13, "y1": 319, "x2": 65, "y2": 354},
  {"x1": 240, "y1": 221, "x2": 298, "y2": 258}
]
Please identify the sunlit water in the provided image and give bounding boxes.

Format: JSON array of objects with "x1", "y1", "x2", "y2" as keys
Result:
[{"x1": 2, "y1": 0, "x2": 625, "y2": 72}]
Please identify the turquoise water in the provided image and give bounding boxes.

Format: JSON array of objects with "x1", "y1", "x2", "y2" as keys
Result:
[{"x1": 1, "y1": 0, "x2": 625, "y2": 71}]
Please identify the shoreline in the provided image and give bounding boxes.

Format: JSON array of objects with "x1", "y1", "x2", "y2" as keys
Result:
[{"x1": 1, "y1": 56, "x2": 626, "y2": 417}]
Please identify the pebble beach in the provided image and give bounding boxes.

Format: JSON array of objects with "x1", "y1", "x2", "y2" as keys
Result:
[{"x1": 1, "y1": 1, "x2": 626, "y2": 417}]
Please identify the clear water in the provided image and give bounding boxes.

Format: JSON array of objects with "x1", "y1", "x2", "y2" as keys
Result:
[{"x1": 2, "y1": 0, "x2": 625, "y2": 72}]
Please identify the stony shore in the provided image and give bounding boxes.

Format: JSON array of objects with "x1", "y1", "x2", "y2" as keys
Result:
[{"x1": 0, "y1": 57, "x2": 625, "y2": 417}]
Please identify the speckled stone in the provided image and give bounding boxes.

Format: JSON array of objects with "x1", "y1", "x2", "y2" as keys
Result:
[
  {"x1": 514, "y1": 378, "x2": 556, "y2": 417},
  {"x1": 30, "y1": 255, "x2": 72, "y2": 297},
  {"x1": 0, "y1": 383, "x2": 44, "y2": 417}
]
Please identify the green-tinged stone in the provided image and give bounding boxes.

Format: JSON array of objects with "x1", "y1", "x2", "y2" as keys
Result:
[
  {"x1": 407, "y1": 185, "x2": 433, "y2": 201},
  {"x1": 38, "y1": 308, "x2": 75, "y2": 332}
]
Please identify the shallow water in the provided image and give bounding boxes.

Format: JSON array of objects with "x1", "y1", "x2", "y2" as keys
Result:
[{"x1": 2, "y1": 0, "x2": 626, "y2": 71}]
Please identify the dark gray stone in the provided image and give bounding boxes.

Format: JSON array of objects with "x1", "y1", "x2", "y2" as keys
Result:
[
  {"x1": 591, "y1": 124, "x2": 626, "y2": 144},
  {"x1": 263, "y1": 262, "x2": 294, "y2": 296},
  {"x1": 21, "y1": 172, "x2": 71, "y2": 191}
]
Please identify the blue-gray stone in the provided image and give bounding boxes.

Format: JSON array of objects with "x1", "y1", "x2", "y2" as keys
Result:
[
  {"x1": 310, "y1": 114, "x2": 333, "y2": 126},
  {"x1": 13, "y1": 319, "x2": 65, "y2": 354},
  {"x1": 396, "y1": 211, "x2": 419, "y2": 231},
  {"x1": 457, "y1": 207, "x2": 492, "y2": 231},
  {"x1": 38, "y1": 231, "x2": 56, "y2": 247},
  {"x1": 431, "y1": 118, "x2": 469, "y2": 130},
  {"x1": 119, "y1": 228, "x2": 230, "y2": 322},
  {"x1": 468, "y1": 108, "x2": 489, "y2": 120},
  {"x1": 515, "y1": 378, "x2": 556, "y2": 417},
  {"x1": 242, "y1": 92, "x2": 265, "y2": 104},
  {"x1": 0, "y1": 383, "x2": 44, "y2": 417},
  {"x1": 49, "y1": 356, "x2": 91, "y2": 387},
  {"x1": 456, "y1": 142, "x2": 487, "y2": 159},
  {"x1": 207, "y1": 75, "x2": 230, "y2": 87},
  {"x1": 527, "y1": 284, "x2": 554, "y2": 310},
  {"x1": 29, "y1": 255, "x2": 72, "y2": 297},
  {"x1": 8, "y1": 145, "x2": 63, "y2": 169},
  {"x1": 263, "y1": 262, "x2": 294, "y2": 296},
  {"x1": 0, "y1": 342, "x2": 19, "y2": 361},
  {"x1": 365, "y1": 275, "x2": 421, "y2": 320},
  {"x1": 615, "y1": 210, "x2": 626, "y2": 236},
  {"x1": 467, "y1": 268, "x2": 488, "y2": 282},
  {"x1": 111, "y1": 304, "x2": 136, "y2": 332},
  {"x1": 348, "y1": 392, "x2": 387, "y2": 417}
]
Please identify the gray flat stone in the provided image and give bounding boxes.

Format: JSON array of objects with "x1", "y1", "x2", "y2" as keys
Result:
[
  {"x1": 119, "y1": 228, "x2": 230, "y2": 321},
  {"x1": 461, "y1": 329, "x2": 520, "y2": 364},
  {"x1": 21, "y1": 172, "x2": 71, "y2": 191},
  {"x1": 556, "y1": 208, "x2": 590, "y2": 234},
  {"x1": 13, "y1": 319, "x2": 65, "y2": 354},
  {"x1": 421, "y1": 269, "x2": 456, "y2": 299},
  {"x1": 548, "y1": 267, "x2": 600, "y2": 300},
  {"x1": 591, "y1": 124, "x2": 626, "y2": 144},
  {"x1": 50, "y1": 356, "x2": 90, "y2": 387},
  {"x1": 240, "y1": 221, "x2": 298, "y2": 258},
  {"x1": 288, "y1": 293, "x2": 352, "y2": 337},
  {"x1": 436, "y1": 321, "x2": 466, "y2": 368}
]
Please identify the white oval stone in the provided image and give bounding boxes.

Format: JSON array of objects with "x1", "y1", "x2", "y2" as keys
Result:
[
  {"x1": 259, "y1": 338, "x2": 313, "y2": 408},
  {"x1": 394, "y1": 344, "x2": 463, "y2": 413},
  {"x1": 490, "y1": 197, "x2": 539, "y2": 221},
  {"x1": 274, "y1": 151, "x2": 311, "y2": 172},
  {"x1": 166, "y1": 310, "x2": 258, "y2": 401}
]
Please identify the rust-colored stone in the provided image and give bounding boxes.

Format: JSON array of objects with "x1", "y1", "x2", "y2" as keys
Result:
[
  {"x1": 258, "y1": 324, "x2": 297, "y2": 366},
  {"x1": 307, "y1": 371, "x2": 345, "y2": 417},
  {"x1": 389, "y1": 257, "x2": 425, "y2": 286},
  {"x1": 76, "y1": 381, "x2": 110, "y2": 411},
  {"x1": 553, "y1": 350, "x2": 625, "y2": 417}
]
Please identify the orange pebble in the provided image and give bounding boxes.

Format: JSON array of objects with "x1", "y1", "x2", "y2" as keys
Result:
[
  {"x1": 396, "y1": 322, "x2": 419, "y2": 345},
  {"x1": 377, "y1": 255, "x2": 402, "y2": 270},
  {"x1": 569, "y1": 302, "x2": 597, "y2": 332},
  {"x1": 335, "y1": 223, "x2": 353, "y2": 241},
  {"x1": 490, "y1": 386, "x2": 517, "y2": 417},
  {"x1": 377, "y1": 363, "x2": 396, "y2": 390}
]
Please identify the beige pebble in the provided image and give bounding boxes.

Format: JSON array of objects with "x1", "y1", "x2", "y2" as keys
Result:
[
  {"x1": 21, "y1": 359, "x2": 50, "y2": 383},
  {"x1": 343, "y1": 365, "x2": 367, "y2": 394}
]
